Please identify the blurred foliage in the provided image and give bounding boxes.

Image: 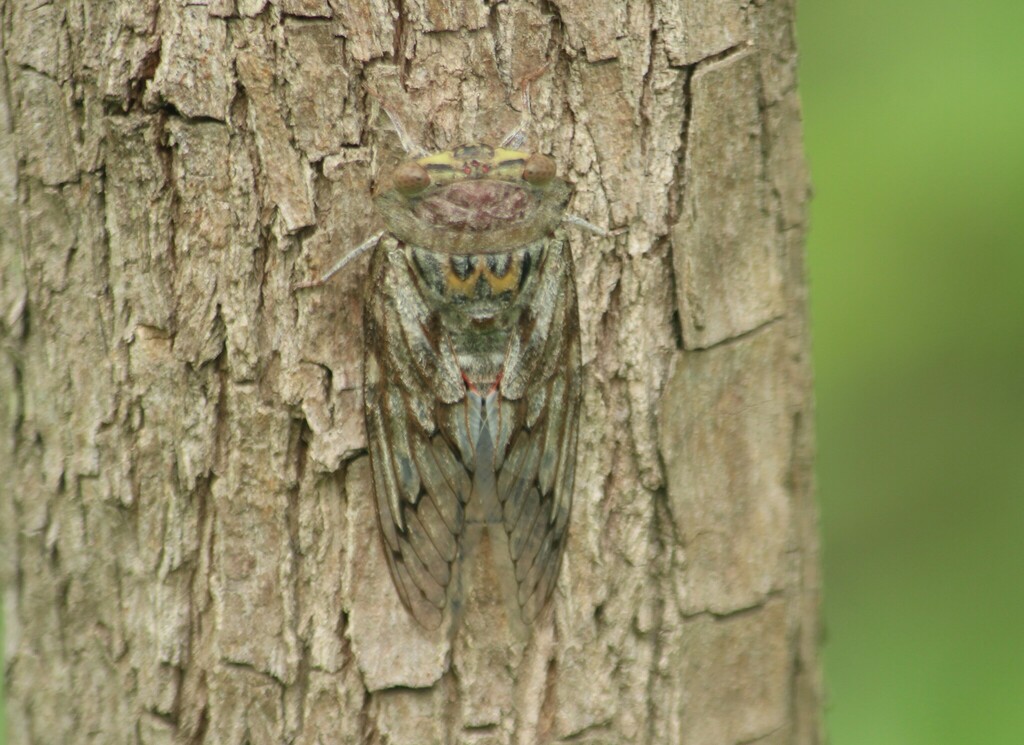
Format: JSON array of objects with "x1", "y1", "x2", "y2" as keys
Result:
[{"x1": 799, "y1": 0, "x2": 1024, "y2": 743}]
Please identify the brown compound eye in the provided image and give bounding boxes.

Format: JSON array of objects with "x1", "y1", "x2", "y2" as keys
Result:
[
  {"x1": 393, "y1": 161, "x2": 431, "y2": 194},
  {"x1": 522, "y1": 153, "x2": 556, "y2": 185}
]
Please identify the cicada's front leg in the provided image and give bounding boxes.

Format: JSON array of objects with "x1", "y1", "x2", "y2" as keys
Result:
[{"x1": 293, "y1": 231, "x2": 384, "y2": 290}]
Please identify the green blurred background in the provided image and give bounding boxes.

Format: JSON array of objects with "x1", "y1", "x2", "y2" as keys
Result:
[
  {"x1": 2, "y1": 1, "x2": 1022, "y2": 742},
  {"x1": 800, "y1": 0, "x2": 1024, "y2": 743}
]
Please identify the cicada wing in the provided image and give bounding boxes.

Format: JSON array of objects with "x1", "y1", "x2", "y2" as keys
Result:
[
  {"x1": 495, "y1": 234, "x2": 582, "y2": 622},
  {"x1": 363, "y1": 238, "x2": 472, "y2": 628}
]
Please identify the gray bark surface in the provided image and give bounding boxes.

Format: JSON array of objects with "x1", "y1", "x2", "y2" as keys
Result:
[{"x1": 0, "y1": 1, "x2": 819, "y2": 743}]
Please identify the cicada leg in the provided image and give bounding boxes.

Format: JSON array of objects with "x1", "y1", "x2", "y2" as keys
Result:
[
  {"x1": 293, "y1": 231, "x2": 384, "y2": 290},
  {"x1": 562, "y1": 213, "x2": 627, "y2": 237}
]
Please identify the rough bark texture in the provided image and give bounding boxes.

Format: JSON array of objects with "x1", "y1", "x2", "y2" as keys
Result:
[{"x1": 0, "y1": 1, "x2": 819, "y2": 743}]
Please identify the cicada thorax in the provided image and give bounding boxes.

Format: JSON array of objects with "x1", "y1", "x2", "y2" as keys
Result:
[
  {"x1": 364, "y1": 142, "x2": 582, "y2": 628},
  {"x1": 407, "y1": 240, "x2": 547, "y2": 392}
]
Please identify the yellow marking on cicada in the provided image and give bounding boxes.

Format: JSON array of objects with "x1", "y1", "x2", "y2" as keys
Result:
[
  {"x1": 415, "y1": 146, "x2": 531, "y2": 186},
  {"x1": 481, "y1": 261, "x2": 521, "y2": 293},
  {"x1": 443, "y1": 263, "x2": 480, "y2": 295},
  {"x1": 444, "y1": 256, "x2": 522, "y2": 296}
]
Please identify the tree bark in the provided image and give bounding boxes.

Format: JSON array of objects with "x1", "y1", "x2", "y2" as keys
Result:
[{"x1": 0, "y1": 0, "x2": 819, "y2": 743}]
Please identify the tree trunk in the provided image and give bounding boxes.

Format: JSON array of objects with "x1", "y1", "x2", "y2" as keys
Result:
[{"x1": 0, "y1": 0, "x2": 819, "y2": 743}]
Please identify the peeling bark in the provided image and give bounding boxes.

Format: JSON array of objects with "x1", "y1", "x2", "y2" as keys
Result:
[{"x1": 0, "y1": 1, "x2": 820, "y2": 743}]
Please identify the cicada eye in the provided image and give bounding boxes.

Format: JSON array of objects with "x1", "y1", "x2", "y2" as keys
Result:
[
  {"x1": 394, "y1": 161, "x2": 431, "y2": 194},
  {"x1": 522, "y1": 153, "x2": 556, "y2": 185}
]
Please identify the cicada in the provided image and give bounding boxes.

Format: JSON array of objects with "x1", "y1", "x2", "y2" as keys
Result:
[{"x1": 299, "y1": 128, "x2": 610, "y2": 629}]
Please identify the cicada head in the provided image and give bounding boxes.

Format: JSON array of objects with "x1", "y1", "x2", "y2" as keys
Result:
[{"x1": 374, "y1": 144, "x2": 573, "y2": 255}]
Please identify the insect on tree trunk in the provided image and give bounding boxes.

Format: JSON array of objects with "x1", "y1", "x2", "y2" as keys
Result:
[{"x1": 0, "y1": 1, "x2": 820, "y2": 743}]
